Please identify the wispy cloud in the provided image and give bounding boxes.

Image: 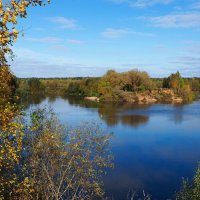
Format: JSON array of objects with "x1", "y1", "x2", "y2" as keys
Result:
[
  {"x1": 181, "y1": 41, "x2": 200, "y2": 55},
  {"x1": 49, "y1": 45, "x2": 68, "y2": 51},
  {"x1": 67, "y1": 39, "x2": 84, "y2": 44},
  {"x1": 187, "y1": 43, "x2": 200, "y2": 54},
  {"x1": 190, "y1": 1, "x2": 200, "y2": 10},
  {"x1": 101, "y1": 28, "x2": 130, "y2": 39},
  {"x1": 48, "y1": 17, "x2": 80, "y2": 30},
  {"x1": 101, "y1": 28, "x2": 155, "y2": 39},
  {"x1": 110, "y1": 0, "x2": 173, "y2": 8},
  {"x1": 10, "y1": 48, "x2": 108, "y2": 78},
  {"x1": 11, "y1": 58, "x2": 108, "y2": 78},
  {"x1": 170, "y1": 56, "x2": 200, "y2": 67},
  {"x1": 26, "y1": 37, "x2": 62, "y2": 43},
  {"x1": 26, "y1": 37, "x2": 84, "y2": 45},
  {"x1": 141, "y1": 13, "x2": 200, "y2": 28}
]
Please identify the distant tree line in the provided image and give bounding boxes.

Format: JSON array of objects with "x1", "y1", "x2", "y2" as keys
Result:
[{"x1": 16, "y1": 70, "x2": 200, "y2": 103}]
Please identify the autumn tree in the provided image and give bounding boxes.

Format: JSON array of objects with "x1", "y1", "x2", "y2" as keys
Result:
[
  {"x1": 97, "y1": 70, "x2": 155, "y2": 101},
  {"x1": 0, "y1": 0, "x2": 50, "y2": 64},
  {"x1": 0, "y1": 103, "x2": 25, "y2": 199},
  {"x1": 163, "y1": 77, "x2": 170, "y2": 88},
  {"x1": 164, "y1": 71, "x2": 184, "y2": 93},
  {"x1": 27, "y1": 78, "x2": 44, "y2": 94},
  {"x1": 20, "y1": 108, "x2": 113, "y2": 200},
  {"x1": 66, "y1": 82, "x2": 83, "y2": 96},
  {"x1": 163, "y1": 72, "x2": 195, "y2": 102},
  {"x1": 0, "y1": 65, "x2": 17, "y2": 104},
  {"x1": 191, "y1": 78, "x2": 200, "y2": 91},
  {"x1": 181, "y1": 80, "x2": 193, "y2": 103},
  {"x1": 0, "y1": 0, "x2": 51, "y2": 102},
  {"x1": 0, "y1": 1, "x2": 51, "y2": 199},
  {"x1": 98, "y1": 70, "x2": 123, "y2": 101},
  {"x1": 82, "y1": 78, "x2": 100, "y2": 97},
  {"x1": 122, "y1": 70, "x2": 154, "y2": 92}
]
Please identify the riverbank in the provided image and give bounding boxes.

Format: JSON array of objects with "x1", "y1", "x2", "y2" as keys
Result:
[
  {"x1": 17, "y1": 70, "x2": 199, "y2": 105},
  {"x1": 85, "y1": 89, "x2": 184, "y2": 104}
]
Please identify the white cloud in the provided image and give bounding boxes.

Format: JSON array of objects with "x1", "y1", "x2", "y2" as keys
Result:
[
  {"x1": 110, "y1": 0, "x2": 173, "y2": 8},
  {"x1": 26, "y1": 37, "x2": 62, "y2": 43},
  {"x1": 48, "y1": 17, "x2": 80, "y2": 30},
  {"x1": 130, "y1": 0, "x2": 173, "y2": 8},
  {"x1": 142, "y1": 13, "x2": 200, "y2": 28},
  {"x1": 101, "y1": 28, "x2": 155, "y2": 39}
]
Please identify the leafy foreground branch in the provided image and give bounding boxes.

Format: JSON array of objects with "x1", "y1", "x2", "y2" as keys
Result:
[
  {"x1": 176, "y1": 164, "x2": 200, "y2": 200},
  {"x1": 0, "y1": 107, "x2": 113, "y2": 200},
  {"x1": 0, "y1": 0, "x2": 51, "y2": 65}
]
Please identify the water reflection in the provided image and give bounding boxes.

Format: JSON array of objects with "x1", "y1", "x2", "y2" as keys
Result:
[
  {"x1": 21, "y1": 94, "x2": 151, "y2": 128},
  {"x1": 172, "y1": 104, "x2": 184, "y2": 123},
  {"x1": 97, "y1": 103, "x2": 151, "y2": 127},
  {"x1": 20, "y1": 94, "x2": 191, "y2": 127},
  {"x1": 19, "y1": 93, "x2": 46, "y2": 108},
  {"x1": 121, "y1": 115, "x2": 149, "y2": 127}
]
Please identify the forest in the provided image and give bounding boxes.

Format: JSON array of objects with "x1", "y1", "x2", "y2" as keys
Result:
[{"x1": 17, "y1": 70, "x2": 200, "y2": 103}]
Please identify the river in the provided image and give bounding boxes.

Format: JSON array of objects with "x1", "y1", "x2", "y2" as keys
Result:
[{"x1": 23, "y1": 95, "x2": 200, "y2": 200}]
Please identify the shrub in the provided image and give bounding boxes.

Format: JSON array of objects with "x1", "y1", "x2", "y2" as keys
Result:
[
  {"x1": 25, "y1": 108, "x2": 112, "y2": 199},
  {"x1": 177, "y1": 164, "x2": 200, "y2": 200}
]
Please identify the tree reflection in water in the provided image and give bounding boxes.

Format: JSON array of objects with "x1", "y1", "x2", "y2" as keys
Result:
[
  {"x1": 21, "y1": 94, "x2": 150, "y2": 128},
  {"x1": 21, "y1": 94, "x2": 189, "y2": 127}
]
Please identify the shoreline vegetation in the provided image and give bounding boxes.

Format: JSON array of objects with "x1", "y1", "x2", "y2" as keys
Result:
[{"x1": 17, "y1": 70, "x2": 200, "y2": 104}]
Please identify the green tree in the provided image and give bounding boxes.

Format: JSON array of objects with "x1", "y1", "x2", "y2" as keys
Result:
[
  {"x1": 181, "y1": 80, "x2": 194, "y2": 103},
  {"x1": 167, "y1": 71, "x2": 184, "y2": 93},
  {"x1": 65, "y1": 82, "x2": 83, "y2": 96},
  {"x1": 163, "y1": 77, "x2": 170, "y2": 88},
  {"x1": 97, "y1": 70, "x2": 123, "y2": 101},
  {"x1": 191, "y1": 78, "x2": 200, "y2": 91}
]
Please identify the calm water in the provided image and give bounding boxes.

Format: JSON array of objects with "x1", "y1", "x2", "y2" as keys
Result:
[{"x1": 24, "y1": 95, "x2": 200, "y2": 200}]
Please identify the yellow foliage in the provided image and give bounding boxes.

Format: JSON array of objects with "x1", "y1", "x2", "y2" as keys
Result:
[
  {"x1": 0, "y1": 66, "x2": 17, "y2": 105},
  {"x1": 0, "y1": 1, "x2": 51, "y2": 199},
  {"x1": 0, "y1": 0, "x2": 51, "y2": 64},
  {"x1": 0, "y1": 103, "x2": 25, "y2": 199}
]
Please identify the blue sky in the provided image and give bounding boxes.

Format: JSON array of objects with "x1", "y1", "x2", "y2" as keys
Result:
[{"x1": 10, "y1": 0, "x2": 200, "y2": 77}]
